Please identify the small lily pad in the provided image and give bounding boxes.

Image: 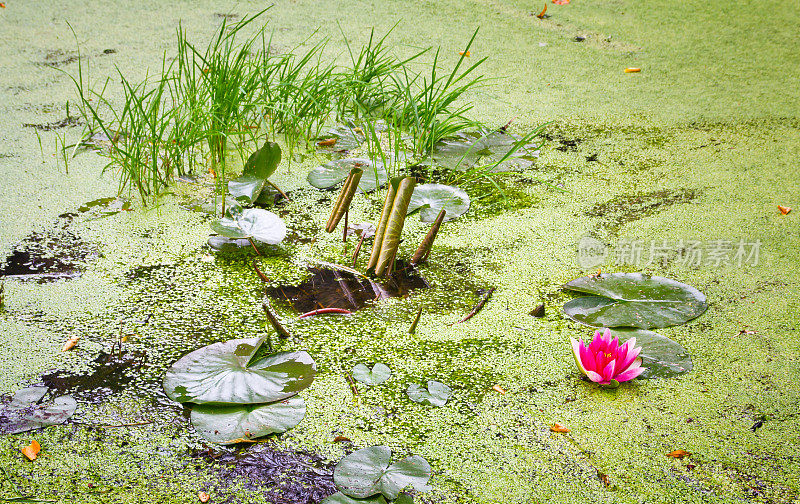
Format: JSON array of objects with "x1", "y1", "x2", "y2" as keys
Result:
[
  {"x1": 317, "y1": 124, "x2": 366, "y2": 151},
  {"x1": 228, "y1": 141, "x2": 282, "y2": 204},
  {"x1": 0, "y1": 386, "x2": 77, "y2": 434},
  {"x1": 308, "y1": 158, "x2": 388, "y2": 192},
  {"x1": 430, "y1": 130, "x2": 539, "y2": 172},
  {"x1": 322, "y1": 493, "x2": 387, "y2": 504},
  {"x1": 210, "y1": 208, "x2": 287, "y2": 244},
  {"x1": 163, "y1": 338, "x2": 316, "y2": 405},
  {"x1": 406, "y1": 380, "x2": 451, "y2": 407},
  {"x1": 333, "y1": 446, "x2": 432, "y2": 500},
  {"x1": 191, "y1": 396, "x2": 306, "y2": 444},
  {"x1": 407, "y1": 183, "x2": 470, "y2": 222},
  {"x1": 563, "y1": 273, "x2": 708, "y2": 329},
  {"x1": 608, "y1": 328, "x2": 693, "y2": 379},
  {"x1": 351, "y1": 363, "x2": 391, "y2": 386}
]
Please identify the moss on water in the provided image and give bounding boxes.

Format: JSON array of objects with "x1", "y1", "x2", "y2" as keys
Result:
[{"x1": 1, "y1": 0, "x2": 800, "y2": 502}]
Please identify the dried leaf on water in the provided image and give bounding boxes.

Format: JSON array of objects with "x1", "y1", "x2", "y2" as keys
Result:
[
  {"x1": 62, "y1": 335, "x2": 80, "y2": 352},
  {"x1": 317, "y1": 138, "x2": 337, "y2": 147},
  {"x1": 550, "y1": 423, "x2": 570, "y2": 433},
  {"x1": 198, "y1": 491, "x2": 211, "y2": 503},
  {"x1": 624, "y1": 68, "x2": 642, "y2": 73},
  {"x1": 491, "y1": 384, "x2": 506, "y2": 394},
  {"x1": 778, "y1": 205, "x2": 792, "y2": 215},
  {"x1": 333, "y1": 435, "x2": 352, "y2": 443},
  {"x1": 536, "y1": 4, "x2": 547, "y2": 18},
  {"x1": 666, "y1": 449, "x2": 691, "y2": 459},
  {"x1": 21, "y1": 440, "x2": 41, "y2": 461}
]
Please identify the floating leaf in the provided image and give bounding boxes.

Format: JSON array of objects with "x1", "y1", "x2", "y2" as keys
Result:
[
  {"x1": 407, "y1": 184, "x2": 470, "y2": 222},
  {"x1": 163, "y1": 338, "x2": 315, "y2": 405},
  {"x1": 0, "y1": 387, "x2": 77, "y2": 434},
  {"x1": 406, "y1": 380, "x2": 452, "y2": 407},
  {"x1": 228, "y1": 141, "x2": 282, "y2": 204},
  {"x1": 550, "y1": 423, "x2": 570, "y2": 433},
  {"x1": 210, "y1": 208, "x2": 287, "y2": 244},
  {"x1": 778, "y1": 205, "x2": 792, "y2": 215},
  {"x1": 429, "y1": 131, "x2": 539, "y2": 172},
  {"x1": 61, "y1": 335, "x2": 80, "y2": 352},
  {"x1": 308, "y1": 159, "x2": 387, "y2": 192},
  {"x1": 191, "y1": 396, "x2": 306, "y2": 444},
  {"x1": 318, "y1": 124, "x2": 366, "y2": 151},
  {"x1": 208, "y1": 235, "x2": 252, "y2": 252},
  {"x1": 20, "y1": 440, "x2": 40, "y2": 461},
  {"x1": 667, "y1": 449, "x2": 691, "y2": 459},
  {"x1": 608, "y1": 328, "x2": 692, "y2": 378},
  {"x1": 562, "y1": 273, "x2": 708, "y2": 329},
  {"x1": 351, "y1": 363, "x2": 391, "y2": 386},
  {"x1": 333, "y1": 446, "x2": 432, "y2": 500},
  {"x1": 322, "y1": 493, "x2": 387, "y2": 504}
]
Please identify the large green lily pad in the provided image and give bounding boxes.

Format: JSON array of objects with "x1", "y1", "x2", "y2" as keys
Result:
[
  {"x1": 210, "y1": 208, "x2": 287, "y2": 244},
  {"x1": 163, "y1": 338, "x2": 315, "y2": 405},
  {"x1": 352, "y1": 363, "x2": 391, "y2": 386},
  {"x1": 228, "y1": 141, "x2": 282, "y2": 204},
  {"x1": 0, "y1": 386, "x2": 77, "y2": 434},
  {"x1": 406, "y1": 380, "x2": 452, "y2": 407},
  {"x1": 608, "y1": 328, "x2": 693, "y2": 379},
  {"x1": 191, "y1": 395, "x2": 306, "y2": 444},
  {"x1": 563, "y1": 273, "x2": 708, "y2": 329},
  {"x1": 430, "y1": 131, "x2": 539, "y2": 172},
  {"x1": 308, "y1": 158, "x2": 388, "y2": 192},
  {"x1": 322, "y1": 493, "x2": 387, "y2": 504},
  {"x1": 333, "y1": 446, "x2": 432, "y2": 500},
  {"x1": 407, "y1": 183, "x2": 470, "y2": 222}
]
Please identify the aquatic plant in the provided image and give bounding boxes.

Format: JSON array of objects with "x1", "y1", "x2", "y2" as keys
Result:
[
  {"x1": 332, "y1": 446, "x2": 431, "y2": 500},
  {"x1": 367, "y1": 176, "x2": 417, "y2": 276},
  {"x1": 351, "y1": 363, "x2": 391, "y2": 386},
  {"x1": 571, "y1": 328, "x2": 645, "y2": 387},
  {"x1": 406, "y1": 380, "x2": 452, "y2": 406},
  {"x1": 0, "y1": 386, "x2": 76, "y2": 434}
]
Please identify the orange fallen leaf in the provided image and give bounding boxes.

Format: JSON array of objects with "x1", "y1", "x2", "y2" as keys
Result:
[
  {"x1": 459, "y1": 51, "x2": 471, "y2": 57},
  {"x1": 550, "y1": 423, "x2": 570, "y2": 433},
  {"x1": 198, "y1": 491, "x2": 211, "y2": 503},
  {"x1": 778, "y1": 205, "x2": 792, "y2": 215},
  {"x1": 536, "y1": 4, "x2": 547, "y2": 18},
  {"x1": 21, "y1": 440, "x2": 40, "y2": 461},
  {"x1": 666, "y1": 449, "x2": 691, "y2": 459},
  {"x1": 491, "y1": 384, "x2": 506, "y2": 394},
  {"x1": 552, "y1": 0, "x2": 570, "y2": 4},
  {"x1": 62, "y1": 335, "x2": 80, "y2": 352},
  {"x1": 625, "y1": 68, "x2": 642, "y2": 73},
  {"x1": 0, "y1": 3, "x2": 5, "y2": 7},
  {"x1": 317, "y1": 138, "x2": 337, "y2": 147},
  {"x1": 333, "y1": 435, "x2": 351, "y2": 443}
]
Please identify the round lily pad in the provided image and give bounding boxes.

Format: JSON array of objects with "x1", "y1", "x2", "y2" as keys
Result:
[
  {"x1": 563, "y1": 273, "x2": 708, "y2": 329},
  {"x1": 228, "y1": 141, "x2": 282, "y2": 204},
  {"x1": 0, "y1": 387, "x2": 77, "y2": 435},
  {"x1": 322, "y1": 493, "x2": 387, "y2": 504},
  {"x1": 430, "y1": 130, "x2": 539, "y2": 172},
  {"x1": 333, "y1": 445, "x2": 432, "y2": 500},
  {"x1": 406, "y1": 380, "x2": 452, "y2": 407},
  {"x1": 351, "y1": 363, "x2": 391, "y2": 386},
  {"x1": 608, "y1": 328, "x2": 693, "y2": 379},
  {"x1": 210, "y1": 208, "x2": 287, "y2": 244},
  {"x1": 191, "y1": 396, "x2": 306, "y2": 444},
  {"x1": 407, "y1": 183, "x2": 470, "y2": 222},
  {"x1": 308, "y1": 158, "x2": 388, "y2": 192},
  {"x1": 163, "y1": 338, "x2": 316, "y2": 405}
]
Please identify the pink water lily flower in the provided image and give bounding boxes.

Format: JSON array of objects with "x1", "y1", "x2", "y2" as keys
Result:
[{"x1": 571, "y1": 328, "x2": 645, "y2": 387}]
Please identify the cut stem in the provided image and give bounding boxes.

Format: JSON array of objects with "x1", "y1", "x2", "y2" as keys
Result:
[
  {"x1": 326, "y1": 168, "x2": 362, "y2": 233},
  {"x1": 352, "y1": 232, "x2": 366, "y2": 268},
  {"x1": 367, "y1": 176, "x2": 416, "y2": 276},
  {"x1": 411, "y1": 208, "x2": 446, "y2": 265},
  {"x1": 409, "y1": 306, "x2": 423, "y2": 334},
  {"x1": 450, "y1": 287, "x2": 495, "y2": 325},
  {"x1": 262, "y1": 300, "x2": 291, "y2": 339}
]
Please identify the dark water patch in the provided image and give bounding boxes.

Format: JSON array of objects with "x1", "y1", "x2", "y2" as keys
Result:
[
  {"x1": 39, "y1": 50, "x2": 79, "y2": 68},
  {"x1": 543, "y1": 133, "x2": 582, "y2": 152},
  {"x1": 585, "y1": 188, "x2": 700, "y2": 235},
  {"x1": 41, "y1": 350, "x2": 146, "y2": 404},
  {"x1": 268, "y1": 263, "x2": 429, "y2": 313},
  {"x1": 23, "y1": 115, "x2": 82, "y2": 131},
  {"x1": 193, "y1": 443, "x2": 336, "y2": 504}
]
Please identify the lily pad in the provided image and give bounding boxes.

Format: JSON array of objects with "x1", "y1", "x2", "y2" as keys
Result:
[
  {"x1": 0, "y1": 386, "x2": 77, "y2": 434},
  {"x1": 163, "y1": 338, "x2": 316, "y2": 405},
  {"x1": 608, "y1": 328, "x2": 693, "y2": 379},
  {"x1": 322, "y1": 493, "x2": 387, "y2": 504},
  {"x1": 430, "y1": 130, "x2": 539, "y2": 172},
  {"x1": 333, "y1": 446, "x2": 432, "y2": 500},
  {"x1": 308, "y1": 158, "x2": 388, "y2": 192},
  {"x1": 210, "y1": 208, "x2": 287, "y2": 244},
  {"x1": 228, "y1": 141, "x2": 282, "y2": 204},
  {"x1": 208, "y1": 235, "x2": 251, "y2": 252},
  {"x1": 563, "y1": 273, "x2": 708, "y2": 329},
  {"x1": 317, "y1": 124, "x2": 366, "y2": 151},
  {"x1": 351, "y1": 363, "x2": 391, "y2": 386},
  {"x1": 407, "y1": 183, "x2": 470, "y2": 222},
  {"x1": 406, "y1": 380, "x2": 452, "y2": 407},
  {"x1": 191, "y1": 396, "x2": 306, "y2": 444}
]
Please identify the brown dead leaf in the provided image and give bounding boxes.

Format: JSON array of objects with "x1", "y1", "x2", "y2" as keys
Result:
[
  {"x1": 550, "y1": 423, "x2": 570, "y2": 433},
  {"x1": 624, "y1": 68, "x2": 642, "y2": 73},
  {"x1": 21, "y1": 440, "x2": 40, "y2": 461},
  {"x1": 536, "y1": 4, "x2": 547, "y2": 18},
  {"x1": 778, "y1": 205, "x2": 792, "y2": 215},
  {"x1": 317, "y1": 138, "x2": 337, "y2": 147},
  {"x1": 333, "y1": 435, "x2": 352, "y2": 443},
  {"x1": 62, "y1": 335, "x2": 80, "y2": 352},
  {"x1": 491, "y1": 384, "x2": 506, "y2": 394},
  {"x1": 198, "y1": 491, "x2": 211, "y2": 503},
  {"x1": 666, "y1": 449, "x2": 691, "y2": 459},
  {"x1": 0, "y1": 3, "x2": 6, "y2": 8}
]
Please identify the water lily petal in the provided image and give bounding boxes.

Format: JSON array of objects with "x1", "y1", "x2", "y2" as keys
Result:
[
  {"x1": 579, "y1": 341, "x2": 594, "y2": 371},
  {"x1": 585, "y1": 370, "x2": 604, "y2": 383},
  {"x1": 601, "y1": 359, "x2": 616, "y2": 382},
  {"x1": 571, "y1": 338, "x2": 588, "y2": 376},
  {"x1": 616, "y1": 338, "x2": 640, "y2": 371},
  {"x1": 588, "y1": 331, "x2": 604, "y2": 354},
  {"x1": 614, "y1": 358, "x2": 645, "y2": 382}
]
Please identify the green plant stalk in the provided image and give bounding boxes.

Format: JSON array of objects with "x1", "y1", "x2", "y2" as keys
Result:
[
  {"x1": 367, "y1": 176, "x2": 416, "y2": 276},
  {"x1": 262, "y1": 300, "x2": 291, "y2": 339},
  {"x1": 409, "y1": 306, "x2": 423, "y2": 334},
  {"x1": 326, "y1": 168, "x2": 363, "y2": 232}
]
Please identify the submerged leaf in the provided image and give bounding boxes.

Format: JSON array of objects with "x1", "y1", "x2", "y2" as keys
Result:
[
  {"x1": 308, "y1": 158, "x2": 387, "y2": 192},
  {"x1": 407, "y1": 183, "x2": 470, "y2": 222},
  {"x1": 406, "y1": 380, "x2": 452, "y2": 407},
  {"x1": 608, "y1": 328, "x2": 693, "y2": 378},
  {"x1": 210, "y1": 208, "x2": 287, "y2": 244},
  {"x1": 0, "y1": 387, "x2": 77, "y2": 435},
  {"x1": 191, "y1": 396, "x2": 306, "y2": 444},
  {"x1": 163, "y1": 338, "x2": 315, "y2": 405},
  {"x1": 562, "y1": 273, "x2": 708, "y2": 329},
  {"x1": 351, "y1": 363, "x2": 391, "y2": 386}
]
